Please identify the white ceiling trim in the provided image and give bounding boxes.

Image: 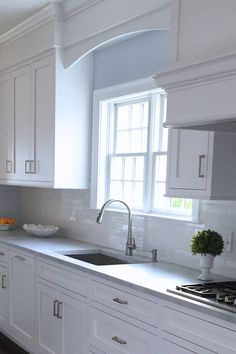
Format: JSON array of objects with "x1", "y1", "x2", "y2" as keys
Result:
[
  {"x1": 0, "y1": 3, "x2": 62, "y2": 48},
  {"x1": 61, "y1": 0, "x2": 105, "y2": 19}
]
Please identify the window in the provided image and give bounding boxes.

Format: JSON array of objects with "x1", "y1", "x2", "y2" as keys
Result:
[{"x1": 92, "y1": 81, "x2": 197, "y2": 220}]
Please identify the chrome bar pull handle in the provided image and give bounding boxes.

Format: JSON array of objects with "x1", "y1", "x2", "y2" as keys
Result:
[
  {"x1": 1, "y1": 275, "x2": 6, "y2": 289},
  {"x1": 198, "y1": 154, "x2": 206, "y2": 178},
  {"x1": 25, "y1": 160, "x2": 30, "y2": 174},
  {"x1": 6, "y1": 160, "x2": 12, "y2": 173},
  {"x1": 30, "y1": 160, "x2": 36, "y2": 174},
  {"x1": 112, "y1": 336, "x2": 127, "y2": 345},
  {"x1": 53, "y1": 300, "x2": 59, "y2": 317},
  {"x1": 14, "y1": 255, "x2": 26, "y2": 261},
  {"x1": 113, "y1": 297, "x2": 128, "y2": 305},
  {"x1": 57, "y1": 302, "x2": 63, "y2": 319}
]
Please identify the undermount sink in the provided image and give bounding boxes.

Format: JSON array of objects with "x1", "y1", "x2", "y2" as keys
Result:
[{"x1": 61, "y1": 250, "x2": 147, "y2": 266}]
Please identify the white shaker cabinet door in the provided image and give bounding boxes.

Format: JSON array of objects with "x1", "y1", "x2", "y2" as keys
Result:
[
  {"x1": 37, "y1": 283, "x2": 62, "y2": 354},
  {"x1": 0, "y1": 265, "x2": 8, "y2": 330},
  {"x1": 9, "y1": 250, "x2": 36, "y2": 352},
  {"x1": 37, "y1": 281, "x2": 88, "y2": 354},
  {"x1": 0, "y1": 74, "x2": 13, "y2": 180},
  {"x1": 10, "y1": 65, "x2": 32, "y2": 181},
  {"x1": 31, "y1": 56, "x2": 55, "y2": 183},
  {"x1": 168, "y1": 129, "x2": 210, "y2": 190},
  {"x1": 62, "y1": 293, "x2": 88, "y2": 354}
]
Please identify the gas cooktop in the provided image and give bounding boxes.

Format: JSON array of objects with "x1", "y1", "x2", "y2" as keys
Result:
[{"x1": 168, "y1": 281, "x2": 236, "y2": 313}]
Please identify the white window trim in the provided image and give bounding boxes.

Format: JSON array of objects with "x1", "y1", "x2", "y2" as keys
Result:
[
  {"x1": 91, "y1": 77, "x2": 157, "y2": 209},
  {"x1": 91, "y1": 77, "x2": 199, "y2": 223}
]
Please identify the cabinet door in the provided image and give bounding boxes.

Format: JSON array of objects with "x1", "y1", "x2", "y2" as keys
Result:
[
  {"x1": 62, "y1": 293, "x2": 88, "y2": 354},
  {"x1": 0, "y1": 265, "x2": 8, "y2": 329},
  {"x1": 31, "y1": 56, "x2": 55, "y2": 182},
  {"x1": 168, "y1": 129, "x2": 210, "y2": 190},
  {"x1": 9, "y1": 250, "x2": 35, "y2": 351},
  {"x1": 11, "y1": 66, "x2": 32, "y2": 181},
  {"x1": 0, "y1": 74, "x2": 13, "y2": 180},
  {"x1": 37, "y1": 283, "x2": 62, "y2": 354}
]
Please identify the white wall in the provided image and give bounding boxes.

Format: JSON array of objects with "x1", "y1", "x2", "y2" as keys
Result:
[{"x1": 93, "y1": 31, "x2": 169, "y2": 89}]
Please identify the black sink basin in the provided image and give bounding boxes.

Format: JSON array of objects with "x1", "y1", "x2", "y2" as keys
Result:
[{"x1": 64, "y1": 252, "x2": 129, "y2": 266}]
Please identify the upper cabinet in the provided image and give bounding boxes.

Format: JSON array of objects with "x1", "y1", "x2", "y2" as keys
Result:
[
  {"x1": 155, "y1": 0, "x2": 236, "y2": 130},
  {"x1": 167, "y1": 129, "x2": 236, "y2": 199},
  {"x1": 0, "y1": 51, "x2": 92, "y2": 188}
]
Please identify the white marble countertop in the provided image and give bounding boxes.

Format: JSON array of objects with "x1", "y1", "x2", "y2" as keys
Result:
[{"x1": 0, "y1": 229, "x2": 235, "y2": 324}]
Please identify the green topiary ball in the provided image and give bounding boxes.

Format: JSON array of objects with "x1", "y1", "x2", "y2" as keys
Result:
[{"x1": 190, "y1": 229, "x2": 224, "y2": 256}]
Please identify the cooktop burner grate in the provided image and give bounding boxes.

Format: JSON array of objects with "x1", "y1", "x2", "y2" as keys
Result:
[{"x1": 168, "y1": 281, "x2": 236, "y2": 313}]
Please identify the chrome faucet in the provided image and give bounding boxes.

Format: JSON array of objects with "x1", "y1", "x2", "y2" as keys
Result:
[{"x1": 96, "y1": 199, "x2": 136, "y2": 256}]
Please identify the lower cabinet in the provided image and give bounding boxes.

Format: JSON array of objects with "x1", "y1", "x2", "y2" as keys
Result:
[
  {"x1": 37, "y1": 282, "x2": 88, "y2": 354},
  {"x1": 8, "y1": 249, "x2": 36, "y2": 352},
  {"x1": 160, "y1": 335, "x2": 215, "y2": 354},
  {"x1": 89, "y1": 306, "x2": 158, "y2": 354},
  {"x1": 0, "y1": 264, "x2": 8, "y2": 330}
]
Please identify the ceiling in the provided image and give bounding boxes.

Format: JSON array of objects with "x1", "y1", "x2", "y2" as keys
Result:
[{"x1": 0, "y1": 0, "x2": 60, "y2": 37}]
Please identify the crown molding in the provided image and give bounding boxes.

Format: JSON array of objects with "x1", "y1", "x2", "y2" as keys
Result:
[
  {"x1": 0, "y1": 3, "x2": 62, "y2": 48},
  {"x1": 61, "y1": 0, "x2": 105, "y2": 19},
  {"x1": 154, "y1": 51, "x2": 236, "y2": 90}
]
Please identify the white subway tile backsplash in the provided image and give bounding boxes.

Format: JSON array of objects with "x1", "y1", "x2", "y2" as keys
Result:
[{"x1": 17, "y1": 187, "x2": 236, "y2": 277}]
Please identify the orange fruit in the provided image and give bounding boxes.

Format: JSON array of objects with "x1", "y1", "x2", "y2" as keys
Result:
[{"x1": 0, "y1": 217, "x2": 16, "y2": 224}]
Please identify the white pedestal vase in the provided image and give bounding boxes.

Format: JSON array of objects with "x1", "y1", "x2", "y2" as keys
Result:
[{"x1": 198, "y1": 254, "x2": 215, "y2": 281}]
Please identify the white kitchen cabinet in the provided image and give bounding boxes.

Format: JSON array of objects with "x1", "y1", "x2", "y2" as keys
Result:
[
  {"x1": 9, "y1": 249, "x2": 36, "y2": 352},
  {"x1": 0, "y1": 264, "x2": 9, "y2": 330},
  {"x1": 161, "y1": 305, "x2": 236, "y2": 354},
  {"x1": 29, "y1": 55, "x2": 55, "y2": 183},
  {"x1": 0, "y1": 74, "x2": 13, "y2": 181},
  {"x1": 166, "y1": 129, "x2": 236, "y2": 199},
  {"x1": 1, "y1": 50, "x2": 92, "y2": 188},
  {"x1": 89, "y1": 306, "x2": 158, "y2": 354},
  {"x1": 37, "y1": 281, "x2": 87, "y2": 354},
  {"x1": 160, "y1": 335, "x2": 215, "y2": 354},
  {"x1": 10, "y1": 65, "x2": 32, "y2": 182}
]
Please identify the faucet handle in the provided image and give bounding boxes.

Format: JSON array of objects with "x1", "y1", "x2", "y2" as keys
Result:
[
  {"x1": 132, "y1": 237, "x2": 136, "y2": 250},
  {"x1": 151, "y1": 249, "x2": 158, "y2": 262}
]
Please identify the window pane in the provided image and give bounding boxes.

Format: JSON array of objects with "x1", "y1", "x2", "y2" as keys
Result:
[
  {"x1": 110, "y1": 157, "x2": 123, "y2": 180},
  {"x1": 115, "y1": 101, "x2": 149, "y2": 153},
  {"x1": 110, "y1": 181, "x2": 123, "y2": 200},
  {"x1": 155, "y1": 155, "x2": 167, "y2": 182},
  {"x1": 116, "y1": 106, "x2": 129, "y2": 130},
  {"x1": 109, "y1": 155, "x2": 145, "y2": 209},
  {"x1": 154, "y1": 182, "x2": 170, "y2": 210},
  {"x1": 116, "y1": 130, "x2": 130, "y2": 153}
]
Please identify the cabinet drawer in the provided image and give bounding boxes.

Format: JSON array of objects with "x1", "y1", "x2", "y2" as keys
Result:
[
  {"x1": 9, "y1": 249, "x2": 35, "y2": 265},
  {"x1": 162, "y1": 306, "x2": 236, "y2": 353},
  {"x1": 160, "y1": 334, "x2": 215, "y2": 354},
  {"x1": 90, "y1": 307, "x2": 158, "y2": 354},
  {"x1": 91, "y1": 280, "x2": 159, "y2": 327},
  {"x1": 0, "y1": 246, "x2": 8, "y2": 265},
  {"x1": 36, "y1": 260, "x2": 88, "y2": 297}
]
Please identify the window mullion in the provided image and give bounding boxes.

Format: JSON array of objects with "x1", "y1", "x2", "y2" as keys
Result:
[{"x1": 144, "y1": 94, "x2": 156, "y2": 213}]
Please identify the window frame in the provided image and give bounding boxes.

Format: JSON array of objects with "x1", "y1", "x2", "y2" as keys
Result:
[{"x1": 91, "y1": 78, "x2": 199, "y2": 222}]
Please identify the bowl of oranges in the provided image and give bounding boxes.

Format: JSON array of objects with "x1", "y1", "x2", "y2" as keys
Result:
[{"x1": 0, "y1": 217, "x2": 16, "y2": 230}]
